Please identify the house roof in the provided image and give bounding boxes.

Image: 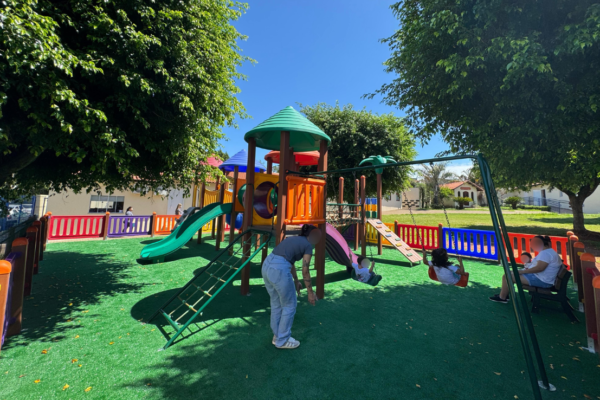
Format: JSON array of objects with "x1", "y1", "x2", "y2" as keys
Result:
[{"x1": 441, "y1": 181, "x2": 484, "y2": 191}]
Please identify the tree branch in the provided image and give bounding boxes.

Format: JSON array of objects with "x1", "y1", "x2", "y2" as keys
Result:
[{"x1": 0, "y1": 148, "x2": 41, "y2": 186}]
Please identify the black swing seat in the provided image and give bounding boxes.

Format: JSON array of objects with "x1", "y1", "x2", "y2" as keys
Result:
[{"x1": 350, "y1": 269, "x2": 382, "y2": 286}]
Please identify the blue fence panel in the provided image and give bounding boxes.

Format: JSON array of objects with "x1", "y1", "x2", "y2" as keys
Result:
[{"x1": 442, "y1": 227, "x2": 498, "y2": 261}]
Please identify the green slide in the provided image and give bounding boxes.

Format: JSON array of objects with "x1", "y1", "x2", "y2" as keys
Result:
[{"x1": 140, "y1": 202, "x2": 233, "y2": 262}]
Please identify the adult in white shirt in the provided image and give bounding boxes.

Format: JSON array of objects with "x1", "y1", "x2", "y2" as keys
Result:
[{"x1": 490, "y1": 235, "x2": 562, "y2": 303}]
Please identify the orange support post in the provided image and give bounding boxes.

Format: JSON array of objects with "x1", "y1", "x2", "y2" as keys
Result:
[
  {"x1": 197, "y1": 182, "x2": 206, "y2": 244},
  {"x1": 6, "y1": 238, "x2": 28, "y2": 337},
  {"x1": 0, "y1": 260, "x2": 12, "y2": 353},
  {"x1": 569, "y1": 235, "x2": 579, "y2": 281},
  {"x1": 360, "y1": 175, "x2": 366, "y2": 257},
  {"x1": 276, "y1": 132, "x2": 290, "y2": 245},
  {"x1": 354, "y1": 179, "x2": 359, "y2": 251}
]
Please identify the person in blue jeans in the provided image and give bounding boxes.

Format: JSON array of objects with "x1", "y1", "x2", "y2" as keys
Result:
[{"x1": 262, "y1": 224, "x2": 322, "y2": 349}]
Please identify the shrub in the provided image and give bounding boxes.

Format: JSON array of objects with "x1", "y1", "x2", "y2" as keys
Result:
[
  {"x1": 504, "y1": 196, "x2": 521, "y2": 210},
  {"x1": 518, "y1": 205, "x2": 551, "y2": 212},
  {"x1": 453, "y1": 197, "x2": 471, "y2": 210}
]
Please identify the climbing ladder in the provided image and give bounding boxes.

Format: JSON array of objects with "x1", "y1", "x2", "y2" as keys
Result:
[
  {"x1": 148, "y1": 229, "x2": 272, "y2": 350},
  {"x1": 367, "y1": 219, "x2": 422, "y2": 266}
]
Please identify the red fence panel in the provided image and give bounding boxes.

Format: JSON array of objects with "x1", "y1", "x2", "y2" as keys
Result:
[
  {"x1": 396, "y1": 224, "x2": 439, "y2": 250},
  {"x1": 48, "y1": 216, "x2": 104, "y2": 240}
]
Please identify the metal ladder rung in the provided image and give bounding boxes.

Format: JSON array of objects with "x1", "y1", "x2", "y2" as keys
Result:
[
  {"x1": 207, "y1": 272, "x2": 226, "y2": 283},
  {"x1": 184, "y1": 302, "x2": 197, "y2": 312}
]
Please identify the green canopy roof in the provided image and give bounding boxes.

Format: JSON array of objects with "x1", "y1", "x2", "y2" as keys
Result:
[{"x1": 244, "y1": 106, "x2": 331, "y2": 152}]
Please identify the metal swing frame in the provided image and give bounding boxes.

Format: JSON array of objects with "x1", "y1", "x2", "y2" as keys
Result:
[{"x1": 287, "y1": 153, "x2": 552, "y2": 399}]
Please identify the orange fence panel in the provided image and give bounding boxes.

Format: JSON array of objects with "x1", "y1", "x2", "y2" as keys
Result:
[
  {"x1": 153, "y1": 215, "x2": 181, "y2": 235},
  {"x1": 505, "y1": 233, "x2": 570, "y2": 267},
  {"x1": 285, "y1": 176, "x2": 326, "y2": 225}
]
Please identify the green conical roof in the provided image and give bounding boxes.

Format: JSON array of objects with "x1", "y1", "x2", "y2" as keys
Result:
[{"x1": 244, "y1": 106, "x2": 331, "y2": 151}]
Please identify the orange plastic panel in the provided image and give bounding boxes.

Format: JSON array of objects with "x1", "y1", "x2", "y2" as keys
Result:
[{"x1": 285, "y1": 176, "x2": 326, "y2": 225}]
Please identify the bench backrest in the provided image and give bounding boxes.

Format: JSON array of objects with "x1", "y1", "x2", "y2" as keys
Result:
[{"x1": 554, "y1": 265, "x2": 570, "y2": 293}]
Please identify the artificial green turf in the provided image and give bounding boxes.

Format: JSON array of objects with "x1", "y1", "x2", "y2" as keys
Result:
[{"x1": 1, "y1": 234, "x2": 598, "y2": 399}]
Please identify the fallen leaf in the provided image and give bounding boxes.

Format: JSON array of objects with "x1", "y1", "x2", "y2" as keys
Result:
[
  {"x1": 74, "y1": 335, "x2": 80, "y2": 339},
  {"x1": 561, "y1": 376, "x2": 567, "y2": 380},
  {"x1": 109, "y1": 342, "x2": 114, "y2": 345},
  {"x1": 514, "y1": 396, "x2": 518, "y2": 399},
  {"x1": 78, "y1": 365, "x2": 82, "y2": 367},
  {"x1": 584, "y1": 395, "x2": 592, "y2": 399},
  {"x1": 85, "y1": 386, "x2": 92, "y2": 392},
  {"x1": 34, "y1": 379, "x2": 41, "y2": 383},
  {"x1": 19, "y1": 374, "x2": 25, "y2": 378},
  {"x1": 550, "y1": 364, "x2": 554, "y2": 369},
  {"x1": 246, "y1": 375, "x2": 248, "y2": 378},
  {"x1": 416, "y1": 384, "x2": 421, "y2": 388},
  {"x1": 573, "y1": 357, "x2": 580, "y2": 361},
  {"x1": 83, "y1": 310, "x2": 89, "y2": 313},
  {"x1": 494, "y1": 372, "x2": 502, "y2": 376},
  {"x1": 69, "y1": 303, "x2": 73, "y2": 306},
  {"x1": 71, "y1": 359, "x2": 78, "y2": 363},
  {"x1": 146, "y1": 383, "x2": 152, "y2": 386},
  {"x1": 41, "y1": 350, "x2": 48, "y2": 354},
  {"x1": 62, "y1": 384, "x2": 69, "y2": 391}
]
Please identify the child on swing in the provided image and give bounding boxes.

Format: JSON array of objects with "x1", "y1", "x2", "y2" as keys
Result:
[{"x1": 421, "y1": 246, "x2": 468, "y2": 286}]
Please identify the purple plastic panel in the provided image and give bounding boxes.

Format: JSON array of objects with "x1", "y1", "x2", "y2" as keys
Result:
[
  {"x1": 2, "y1": 252, "x2": 20, "y2": 346},
  {"x1": 107, "y1": 215, "x2": 152, "y2": 237},
  {"x1": 342, "y1": 224, "x2": 355, "y2": 241}
]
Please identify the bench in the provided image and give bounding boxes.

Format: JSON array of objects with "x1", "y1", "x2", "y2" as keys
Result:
[{"x1": 522, "y1": 265, "x2": 579, "y2": 322}]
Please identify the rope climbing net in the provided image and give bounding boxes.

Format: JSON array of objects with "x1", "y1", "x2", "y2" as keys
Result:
[{"x1": 325, "y1": 203, "x2": 362, "y2": 227}]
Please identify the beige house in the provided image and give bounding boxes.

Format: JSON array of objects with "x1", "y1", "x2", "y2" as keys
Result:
[
  {"x1": 502, "y1": 184, "x2": 600, "y2": 214},
  {"x1": 440, "y1": 181, "x2": 487, "y2": 207},
  {"x1": 382, "y1": 187, "x2": 421, "y2": 209}
]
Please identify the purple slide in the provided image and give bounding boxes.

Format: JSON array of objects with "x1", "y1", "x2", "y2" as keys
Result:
[{"x1": 324, "y1": 222, "x2": 359, "y2": 271}]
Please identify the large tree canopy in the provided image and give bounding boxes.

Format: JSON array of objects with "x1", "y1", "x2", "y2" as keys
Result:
[
  {"x1": 0, "y1": 0, "x2": 249, "y2": 205},
  {"x1": 300, "y1": 103, "x2": 416, "y2": 201},
  {"x1": 373, "y1": 0, "x2": 600, "y2": 234}
]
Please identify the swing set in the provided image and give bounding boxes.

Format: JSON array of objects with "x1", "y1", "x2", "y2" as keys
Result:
[{"x1": 287, "y1": 153, "x2": 555, "y2": 399}]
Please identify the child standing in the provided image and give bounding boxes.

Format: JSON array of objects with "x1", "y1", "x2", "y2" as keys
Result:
[
  {"x1": 422, "y1": 247, "x2": 467, "y2": 285},
  {"x1": 351, "y1": 256, "x2": 382, "y2": 286}
]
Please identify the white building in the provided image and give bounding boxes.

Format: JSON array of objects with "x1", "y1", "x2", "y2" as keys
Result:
[
  {"x1": 503, "y1": 184, "x2": 600, "y2": 214},
  {"x1": 441, "y1": 181, "x2": 487, "y2": 207},
  {"x1": 382, "y1": 187, "x2": 420, "y2": 209}
]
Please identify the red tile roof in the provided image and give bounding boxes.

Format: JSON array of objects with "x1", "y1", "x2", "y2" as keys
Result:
[{"x1": 441, "y1": 181, "x2": 483, "y2": 191}]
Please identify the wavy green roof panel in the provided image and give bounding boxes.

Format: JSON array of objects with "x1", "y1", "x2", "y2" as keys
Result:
[{"x1": 244, "y1": 106, "x2": 331, "y2": 151}]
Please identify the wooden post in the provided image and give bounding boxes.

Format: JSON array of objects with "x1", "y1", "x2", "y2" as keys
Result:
[
  {"x1": 241, "y1": 138, "x2": 256, "y2": 295},
  {"x1": 394, "y1": 220, "x2": 398, "y2": 241},
  {"x1": 315, "y1": 140, "x2": 328, "y2": 299},
  {"x1": 102, "y1": 212, "x2": 110, "y2": 240},
  {"x1": 567, "y1": 231, "x2": 574, "y2": 266},
  {"x1": 6, "y1": 238, "x2": 28, "y2": 337},
  {"x1": 360, "y1": 175, "x2": 366, "y2": 257},
  {"x1": 376, "y1": 173, "x2": 383, "y2": 255},
  {"x1": 197, "y1": 182, "x2": 206, "y2": 244},
  {"x1": 211, "y1": 177, "x2": 220, "y2": 239},
  {"x1": 573, "y1": 241, "x2": 585, "y2": 304},
  {"x1": 216, "y1": 181, "x2": 227, "y2": 250},
  {"x1": 569, "y1": 235, "x2": 579, "y2": 283},
  {"x1": 438, "y1": 223, "x2": 444, "y2": 249},
  {"x1": 42, "y1": 212, "x2": 51, "y2": 250},
  {"x1": 24, "y1": 228, "x2": 37, "y2": 296},
  {"x1": 29, "y1": 224, "x2": 40, "y2": 274},
  {"x1": 0, "y1": 260, "x2": 12, "y2": 353},
  {"x1": 267, "y1": 159, "x2": 273, "y2": 175},
  {"x1": 32, "y1": 220, "x2": 42, "y2": 267},
  {"x1": 275, "y1": 131, "x2": 290, "y2": 245},
  {"x1": 150, "y1": 212, "x2": 157, "y2": 238},
  {"x1": 581, "y1": 253, "x2": 599, "y2": 352},
  {"x1": 38, "y1": 217, "x2": 46, "y2": 261},
  {"x1": 354, "y1": 179, "x2": 359, "y2": 251},
  {"x1": 338, "y1": 177, "x2": 344, "y2": 220},
  {"x1": 228, "y1": 166, "x2": 240, "y2": 254}
]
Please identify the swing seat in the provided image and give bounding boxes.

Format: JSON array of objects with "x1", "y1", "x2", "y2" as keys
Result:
[
  {"x1": 351, "y1": 269, "x2": 381, "y2": 287},
  {"x1": 428, "y1": 266, "x2": 469, "y2": 288}
]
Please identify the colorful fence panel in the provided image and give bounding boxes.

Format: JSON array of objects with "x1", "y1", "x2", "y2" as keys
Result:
[
  {"x1": 506, "y1": 233, "x2": 570, "y2": 267},
  {"x1": 396, "y1": 224, "x2": 439, "y2": 250},
  {"x1": 442, "y1": 227, "x2": 498, "y2": 261},
  {"x1": 48, "y1": 216, "x2": 104, "y2": 240},
  {"x1": 366, "y1": 223, "x2": 394, "y2": 246},
  {"x1": 107, "y1": 216, "x2": 152, "y2": 237},
  {"x1": 154, "y1": 215, "x2": 181, "y2": 235}
]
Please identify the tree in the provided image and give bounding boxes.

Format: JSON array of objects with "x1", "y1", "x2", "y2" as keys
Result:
[
  {"x1": 416, "y1": 162, "x2": 456, "y2": 206},
  {"x1": 0, "y1": 0, "x2": 250, "y2": 208},
  {"x1": 299, "y1": 103, "x2": 416, "y2": 202},
  {"x1": 373, "y1": 0, "x2": 600, "y2": 235},
  {"x1": 439, "y1": 186, "x2": 454, "y2": 200},
  {"x1": 453, "y1": 196, "x2": 471, "y2": 210},
  {"x1": 214, "y1": 150, "x2": 230, "y2": 162}
]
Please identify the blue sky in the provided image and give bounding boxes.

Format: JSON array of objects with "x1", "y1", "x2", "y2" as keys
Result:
[{"x1": 219, "y1": 0, "x2": 472, "y2": 176}]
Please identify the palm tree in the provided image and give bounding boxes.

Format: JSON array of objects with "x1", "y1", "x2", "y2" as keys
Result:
[{"x1": 416, "y1": 162, "x2": 456, "y2": 206}]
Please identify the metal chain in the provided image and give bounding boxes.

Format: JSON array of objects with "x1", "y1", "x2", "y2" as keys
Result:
[
  {"x1": 403, "y1": 191, "x2": 423, "y2": 248},
  {"x1": 439, "y1": 193, "x2": 459, "y2": 256}
]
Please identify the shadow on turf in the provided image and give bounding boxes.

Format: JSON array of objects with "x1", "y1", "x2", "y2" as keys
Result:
[
  {"x1": 3, "y1": 250, "x2": 147, "y2": 349},
  {"x1": 121, "y1": 277, "x2": 581, "y2": 399}
]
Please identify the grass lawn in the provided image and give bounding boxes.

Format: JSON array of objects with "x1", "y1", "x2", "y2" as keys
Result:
[
  {"x1": 382, "y1": 212, "x2": 600, "y2": 238},
  {"x1": 1, "y1": 234, "x2": 598, "y2": 399}
]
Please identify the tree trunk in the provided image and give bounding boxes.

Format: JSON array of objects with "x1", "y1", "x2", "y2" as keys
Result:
[
  {"x1": 511, "y1": 203, "x2": 517, "y2": 210},
  {"x1": 568, "y1": 194, "x2": 586, "y2": 234}
]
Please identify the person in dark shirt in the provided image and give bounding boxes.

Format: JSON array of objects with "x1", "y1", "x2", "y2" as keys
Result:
[{"x1": 263, "y1": 224, "x2": 322, "y2": 349}]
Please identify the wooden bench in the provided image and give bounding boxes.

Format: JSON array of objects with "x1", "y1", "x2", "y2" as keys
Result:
[{"x1": 522, "y1": 265, "x2": 578, "y2": 322}]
